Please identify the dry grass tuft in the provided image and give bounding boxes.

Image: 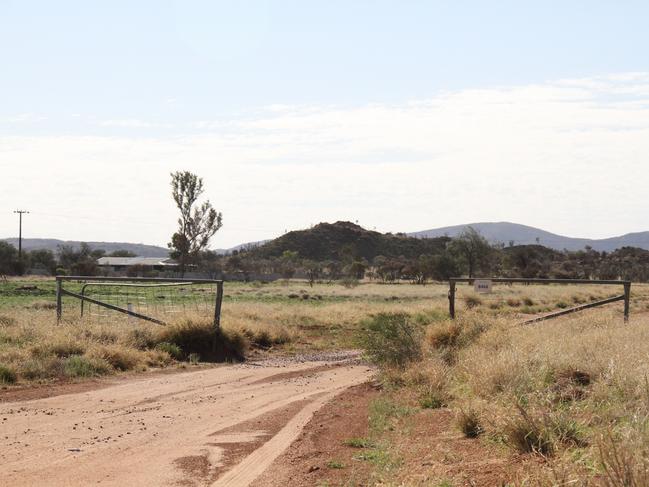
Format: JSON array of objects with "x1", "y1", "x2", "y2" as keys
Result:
[
  {"x1": 157, "y1": 319, "x2": 248, "y2": 362},
  {"x1": 464, "y1": 294, "x2": 483, "y2": 309},
  {"x1": 0, "y1": 364, "x2": 17, "y2": 383},
  {"x1": 456, "y1": 408, "x2": 483, "y2": 438},
  {"x1": 86, "y1": 345, "x2": 143, "y2": 371}
]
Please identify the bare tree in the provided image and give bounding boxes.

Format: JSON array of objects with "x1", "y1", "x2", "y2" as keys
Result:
[{"x1": 168, "y1": 171, "x2": 223, "y2": 276}]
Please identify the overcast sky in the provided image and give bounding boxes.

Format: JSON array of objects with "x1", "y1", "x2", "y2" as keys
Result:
[{"x1": 2, "y1": 1, "x2": 649, "y2": 249}]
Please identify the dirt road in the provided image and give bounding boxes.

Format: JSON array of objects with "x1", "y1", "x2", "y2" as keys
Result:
[{"x1": 0, "y1": 358, "x2": 372, "y2": 486}]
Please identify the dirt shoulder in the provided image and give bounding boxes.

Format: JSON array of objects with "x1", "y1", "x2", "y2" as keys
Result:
[
  {"x1": 255, "y1": 385, "x2": 537, "y2": 486},
  {"x1": 252, "y1": 382, "x2": 380, "y2": 486}
]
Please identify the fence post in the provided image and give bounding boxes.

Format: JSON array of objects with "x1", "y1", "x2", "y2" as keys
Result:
[
  {"x1": 448, "y1": 280, "x2": 456, "y2": 319},
  {"x1": 56, "y1": 276, "x2": 62, "y2": 323},
  {"x1": 213, "y1": 281, "x2": 224, "y2": 330},
  {"x1": 212, "y1": 281, "x2": 224, "y2": 354},
  {"x1": 624, "y1": 281, "x2": 631, "y2": 323}
]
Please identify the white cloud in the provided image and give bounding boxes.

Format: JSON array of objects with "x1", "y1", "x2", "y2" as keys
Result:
[
  {"x1": 2, "y1": 73, "x2": 649, "y2": 247},
  {"x1": 99, "y1": 119, "x2": 174, "y2": 129}
]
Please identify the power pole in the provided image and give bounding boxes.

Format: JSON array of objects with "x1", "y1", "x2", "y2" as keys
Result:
[{"x1": 14, "y1": 210, "x2": 29, "y2": 260}]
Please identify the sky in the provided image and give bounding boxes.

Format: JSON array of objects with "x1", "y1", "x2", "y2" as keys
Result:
[{"x1": 2, "y1": 1, "x2": 649, "y2": 249}]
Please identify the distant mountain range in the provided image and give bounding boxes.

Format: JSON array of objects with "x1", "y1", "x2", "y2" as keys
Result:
[
  {"x1": 1, "y1": 238, "x2": 170, "y2": 257},
  {"x1": 5, "y1": 221, "x2": 649, "y2": 258},
  {"x1": 409, "y1": 222, "x2": 649, "y2": 252}
]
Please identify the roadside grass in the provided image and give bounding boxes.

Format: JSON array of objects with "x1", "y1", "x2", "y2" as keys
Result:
[
  {"x1": 357, "y1": 300, "x2": 649, "y2": 485},
  {"x1": 0, "y1": 309, "x2": 289, "y2": 384}
]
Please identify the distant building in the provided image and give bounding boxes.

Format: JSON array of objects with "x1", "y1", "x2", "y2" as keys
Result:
[{"x1": 97, "y1": 257, "x2": 178, "y2": 273}]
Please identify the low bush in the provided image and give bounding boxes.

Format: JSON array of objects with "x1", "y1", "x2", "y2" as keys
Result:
[
  {"x1": 155, "y1": 342, "x2": 183, "y2": 360},
  {"x1": 63, "y1": 355, "x2": 111, "y2": 378},
  {"x1": 158, "y1": 319, "x2": 247, "y2": 362},
  {"x1": 239, "y1": 326, "x2": 292, "y2": 349},
  {"x1": 143, "y1": 349, "x2": 173, "y2": 367},
  {"x1": 358, "y1": 313, "x2": 422, "y2": 367},
  {"x1": 464, "y1": 295, "x2": 482, "y2": 309},
  {"x1": 128, "y1": 328, "x2": 157, "y2": 350},
  {"x1": 82, "y1": 328, "x2": 118, "y2": 345},
  {"x1": 31, "y1": 341, "x2": 85, "y2": 358},
  {"x1": 419, "y1": 387, "x2": 446, "y2": 409},
  {"x1": 0, "y1": 364, "x2": 17, "y2": 384},
  {"x1": 503, "y1": 405, "x2": 562, "y2": 455},
  {"x1": 522, "y1": 296, "x2": 535, "y2": 306},
  {"x1": 340, "y1": 277, "x2": 360, "y2": 288},
  {"x1": 20, "y1": 356, "x2": 65, "y2": 380},
  {"x1": 456, "y1": 408, "x2": 483, "y2": 438},
  {"x1": 87, "y1": 345, "x2": 142, "y2": 371}
]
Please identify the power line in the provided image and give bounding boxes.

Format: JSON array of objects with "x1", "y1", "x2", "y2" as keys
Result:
[{"x1": 13, "y1": 210, "x2": 29, "y2": 260}]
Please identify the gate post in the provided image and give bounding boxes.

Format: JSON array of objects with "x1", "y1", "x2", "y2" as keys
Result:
[
  {"x1": 448, "y1": 280, "x2": 456, "y2": 319},
  {"x1": 624, "y1": 281, "x2": 631, "y2": 323},
  {"x1": 56, "y1": 276, "x2": 62, "y2": 323}
]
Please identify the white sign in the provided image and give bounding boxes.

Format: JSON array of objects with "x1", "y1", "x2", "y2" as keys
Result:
[{"x1": 474, "y1": 279, "x2": 492, "y2": 294}]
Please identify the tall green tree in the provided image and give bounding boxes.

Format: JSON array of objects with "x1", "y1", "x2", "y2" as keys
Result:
[
  {"x1": 449, "y1": 227, "x2": 493, "y2": 278},
  {"x1": 0, "y1": 241, "x2": 18, "y2": 276},
  {"x1": 168, "y1": 171, "x2": 223, "y2": 276}
]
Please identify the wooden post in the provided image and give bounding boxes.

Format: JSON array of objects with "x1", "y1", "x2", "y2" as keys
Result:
[
  {"x1": 213, "y1": 281, "x2": 224, "y2": 330},
  {"x1": 624, "y1": 282, "x2": 631, "y2": 323},
  {"x1": 56, "y1": 277, "x2": 62, "y2": 323},
  {"x1": 212, "y1": 281, "x2": 224, "y2": 353},
  {"x1": 448, "y1": 281, "x2": 456, "y2": 319}
]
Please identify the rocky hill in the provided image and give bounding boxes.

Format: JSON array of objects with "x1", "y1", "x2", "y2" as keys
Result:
[{"x1": 248, "y1": 221, "x2": 450, "y2": 261}]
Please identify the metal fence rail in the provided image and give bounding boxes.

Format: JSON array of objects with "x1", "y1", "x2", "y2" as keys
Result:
[
  {"x1": 448, "y1": 277, "x2": 632, "y2": 323},
  {"x1": 55, "y1": 276, "x2": 224, "y2": 329}
]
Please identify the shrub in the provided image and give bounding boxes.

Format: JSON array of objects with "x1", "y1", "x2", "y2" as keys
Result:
[
  {"x1": 522, "y1": 297, "x2": 535, "y2": 306},
  {"x1": 419, "y1": 387, "x2": 446, "y2": 409},
  {"x1": 504, "y1": 405, "x2": 554, "y2": 455},
  {"x1": 506, "y1": 298, "x2": 521, "y2": 307},
  {"x1": 87, "y1": 345, "x2": 142, "y2": 371},
  {"x1": 0, "y1": 365, "x2": 17, "y2": 384},
  {"x1": 63, "y1": 355, "x2": 111, "y2": 378},
  {"x1": 31, "y1": 341, "x2": 85, "y2": 358},
  {"x1": 599, "y1": 433, "x2": 649, "y2": 487},
  {"x1": 426, "y1": 321, "x2": 462, "y2": 349},
  {"x1": 20, "y1": 356, "x2": 64, "y2": 380},
  {"x1": 82, "y1": 328, "x2": 118, "y2": 344},
  {"x1": 239, "y1": 326, "x2": 292, "y2": 349},
  {"x1": 155, "y1": 342, "x2": 183, "y2": 360},
  {"x1": 456, "y1": 408, "x2": 483, "y2": 438},
  {"x1": 158, "y1": 319, "x2": 247, "y2": 362},
  {"x1": 340, "y1": 277, "x2": 360, "y2": 288},
  {"x1": 464, "y1": 295, "x2": 482, "y2": 308},
  {"x1": 413, "y1": 309, "x2": 447, "y2": 325},
  {"x1": 358, "y1": 313, "x2": 422, "y2": 367},
  {"x1": 128, "y1": 328, "x2": 157, "y2": 350},
  {"x1": 426, "y1": 318, "x2": 486, "y2": 362},
  {"x1": 143, "y1": 349, "x2": 173, "y2": 367}
]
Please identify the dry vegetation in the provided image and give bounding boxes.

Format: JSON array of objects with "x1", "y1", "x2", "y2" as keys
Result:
[
  {"x1": 3, "y1": 278, "x2": 649, "y2": 484},
  {"x1": 358, "y1": 283, "x2": 649, "y2": 485}
]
